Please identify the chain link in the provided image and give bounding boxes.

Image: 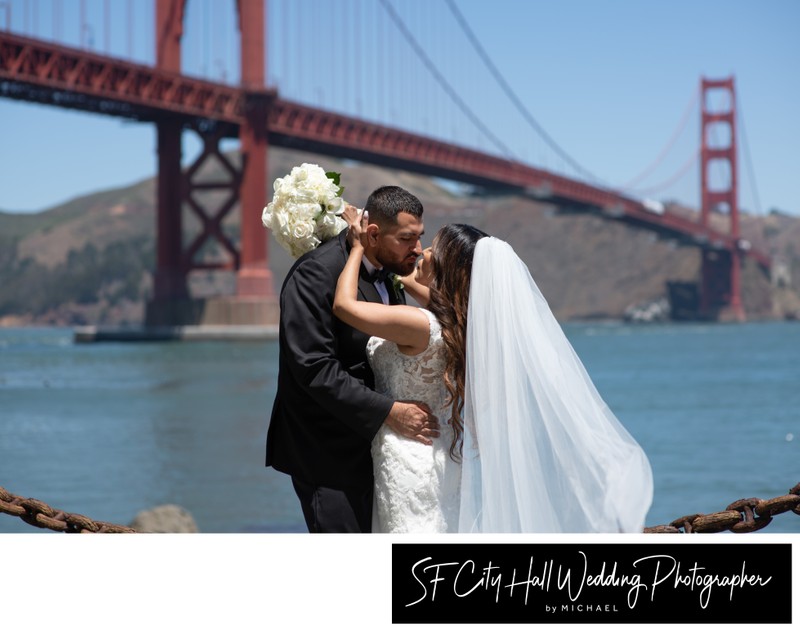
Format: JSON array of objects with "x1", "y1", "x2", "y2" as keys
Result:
[
  {"x1": 2, "y1": 483, "x2": 798, "y2": 534},
  {"x1": 644, "y1": 483, "x2": 800, "y2": 534},
  {"x1": 0, "y1": 486, "x2": 135, "y2": 533}
]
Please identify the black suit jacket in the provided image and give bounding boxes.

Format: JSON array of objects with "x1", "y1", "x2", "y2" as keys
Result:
[{"x1": 266, "y1": 231, "x2": 404, "y2": 489}]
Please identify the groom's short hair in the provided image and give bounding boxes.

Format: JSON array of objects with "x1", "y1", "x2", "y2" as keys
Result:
[{"x1": 364, "y1": 186, "x2": 423, "y2": 226}]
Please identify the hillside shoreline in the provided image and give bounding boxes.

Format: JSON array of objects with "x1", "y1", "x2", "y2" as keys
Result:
[{"x1": 2, "y1": 147, "x2": 798, "y2": 327}]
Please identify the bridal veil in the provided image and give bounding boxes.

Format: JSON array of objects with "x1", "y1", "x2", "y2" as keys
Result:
[{"x1": 458, "y1": 237, "x2": 653, "y2": 533}]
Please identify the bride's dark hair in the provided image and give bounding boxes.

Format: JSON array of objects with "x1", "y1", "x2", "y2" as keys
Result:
[{"x1": 426, "y1": 223, "x2": 488, "y2": 461}]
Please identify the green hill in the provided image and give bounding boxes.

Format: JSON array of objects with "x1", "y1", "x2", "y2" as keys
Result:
[{"x1": 1, "y1": 147, "x2": 797, "y2": 326}]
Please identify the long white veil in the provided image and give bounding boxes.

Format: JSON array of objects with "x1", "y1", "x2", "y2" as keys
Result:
[{"x1": 458, "y1": 237, "x2": 653, "y2": 533}]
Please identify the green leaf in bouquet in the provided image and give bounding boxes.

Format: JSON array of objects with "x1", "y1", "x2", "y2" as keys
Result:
[{"x1": 326, "y1": 171, "x2": 345, "y2": 197}]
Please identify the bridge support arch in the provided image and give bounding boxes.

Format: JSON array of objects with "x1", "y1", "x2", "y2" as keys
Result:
[{"x1": 147, "y1": 0, "x2": 275, "y2": 327}]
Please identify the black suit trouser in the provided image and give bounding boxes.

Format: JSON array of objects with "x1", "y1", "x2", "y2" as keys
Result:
[{"x1": 291, "y1": 477, "x2": 373, "y2": 533}]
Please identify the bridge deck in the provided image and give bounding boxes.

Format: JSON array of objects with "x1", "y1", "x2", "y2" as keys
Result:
[{"x1": 0, "y1": 31, "x2": 770, "y2": 271}]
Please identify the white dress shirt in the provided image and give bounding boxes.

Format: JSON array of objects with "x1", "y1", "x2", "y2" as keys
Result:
[{"x1": 362, "y1": 256, "x2": 390, "y2": 305}]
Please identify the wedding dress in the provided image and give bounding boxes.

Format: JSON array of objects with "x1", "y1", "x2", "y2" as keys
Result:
[
  {"x1": 368, "y1": 237, "x2": 653, "y2": 533},
  {"x1": 367, "y1": 309, "x2": 461, "y2": 533}
]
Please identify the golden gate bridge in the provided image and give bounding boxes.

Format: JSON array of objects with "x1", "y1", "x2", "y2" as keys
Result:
[{"x1": 0, "y1": 0, "x2": 771, "y2": 325}]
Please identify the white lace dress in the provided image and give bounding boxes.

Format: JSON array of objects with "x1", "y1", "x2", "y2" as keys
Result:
[{"x1": 367, "y1": 309, "x2": 461, "y2": 533}]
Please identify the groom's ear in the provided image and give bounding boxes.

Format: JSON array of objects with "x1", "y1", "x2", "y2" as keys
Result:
[{"x1": 366, "y1": 223, "x2": 380, "y2": 247}]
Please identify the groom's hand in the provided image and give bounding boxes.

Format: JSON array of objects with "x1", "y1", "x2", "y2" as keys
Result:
[{"x1": 385, "y1": 401, "x2": 440, "y2": 445}]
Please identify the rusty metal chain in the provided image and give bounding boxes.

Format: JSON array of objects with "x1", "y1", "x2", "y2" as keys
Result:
[
  {"x1": 645, "y1": 483, "x2": 800, "y2": 534},
  {"x1": 0, "y1": 486, "x2": 135, "y2": 533},
  {"x1": 3, "y1": 483, "x2": 798, "y2": 534}
]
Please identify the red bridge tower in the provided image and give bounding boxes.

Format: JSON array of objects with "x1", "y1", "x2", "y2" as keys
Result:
[
  {"x1": 699, "y1": 76, "x2": 744, "y2": 321},
  {"x1": 147, "y1": 0, "x2": 276, "y2": 327}
]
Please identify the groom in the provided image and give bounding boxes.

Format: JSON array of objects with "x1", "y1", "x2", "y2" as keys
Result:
[{"x1": 266, "y1": 185, "x2": 439, "y2": 533}]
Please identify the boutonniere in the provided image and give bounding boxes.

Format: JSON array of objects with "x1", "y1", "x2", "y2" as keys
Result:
[{"x1": 391, "y1": 274, "x2": 404, "y2": 294}]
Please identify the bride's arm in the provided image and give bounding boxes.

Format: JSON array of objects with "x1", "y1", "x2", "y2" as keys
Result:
[{"x1": 333, "y1": 209, "x2": 430, "y2": 353}]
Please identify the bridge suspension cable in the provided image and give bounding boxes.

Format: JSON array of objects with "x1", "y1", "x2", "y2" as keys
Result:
[
  {"x1": 623, "y1": 148, "x2": 700, "y2": 197},
  {"x1": 377, "y1": 0, "x2": 514, "y2": 161},
  {"x1": 443, "y1": 0, "x2": 600, "y2": 183},
  {"x1": 737, "y1": 95, "x2": 763, "y2": 215},
  {"x1": 620, "y1": 86, "x2": 699, "y2": 190}
]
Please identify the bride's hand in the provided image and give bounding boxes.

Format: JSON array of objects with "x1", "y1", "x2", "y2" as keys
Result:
[
  {"x1": 341, "y1": 203, "x2": 359, "y2": 227},
  {"x1": 344, "y1": 204, "x2": 368, "y2": 251}
]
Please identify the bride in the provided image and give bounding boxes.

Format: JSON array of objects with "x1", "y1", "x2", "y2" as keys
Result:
[{"x1": 333, "y1": 209, "x2": 653, "y2": 533}]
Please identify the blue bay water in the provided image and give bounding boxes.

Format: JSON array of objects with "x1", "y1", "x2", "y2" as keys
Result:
[{"x1": 0, "y1": 322, "x2": 798, "y2": 534}]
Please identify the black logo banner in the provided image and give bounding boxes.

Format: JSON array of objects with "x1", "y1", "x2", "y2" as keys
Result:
[{"x1": 393, "y1": 543, "x2": 792, "y2": 624}]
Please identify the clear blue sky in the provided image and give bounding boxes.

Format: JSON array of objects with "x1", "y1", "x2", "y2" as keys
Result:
[{"x1": 1, "y1": 0, "x2": 798, "y2": 215}]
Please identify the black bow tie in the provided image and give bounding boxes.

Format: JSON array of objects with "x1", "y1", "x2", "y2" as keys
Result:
[{"x1": 368, "y1": 268, "x2": 390, "y2": 284}]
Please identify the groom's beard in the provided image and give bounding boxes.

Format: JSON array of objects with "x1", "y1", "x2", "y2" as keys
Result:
[
  {"x1": 374, "y1": 250, "x2": 418, "y2": 277},
  {"x1": 379, "y1": 257, "x2": 416, "y2": 277}
]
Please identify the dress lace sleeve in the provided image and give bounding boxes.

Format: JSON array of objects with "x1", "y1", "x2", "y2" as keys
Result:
[{"x1": 420, "y1": 308, "x2": 442, "y2": 348}]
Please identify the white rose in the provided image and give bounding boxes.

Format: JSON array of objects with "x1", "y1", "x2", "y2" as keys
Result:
[
  {"x1": 291, "y1": 219, "x2": 315, "y2": 240},
  {"x1": 293, "y1": 190, "x2": 318, "y2": 207},
  {"x1": 292, "y1": 164, "x2": 312, "y2": 183},
  {"x1": 317, "y1": 213, "x2": 338, "y2": 240},
  {"x1": 289, "y1": 233, "x2": 320, "y2": 258},
  {"x1": 313, "y1": 178, "x2": 333, "y2": 195},
  {"x1": 272, "y1": 176, "x2": 285, "y2": 194},
  {"x1": 266, "y1": 205, "x2": 286, "y2": 232},
  {"x1": 305, "y1": 162, "x2": 324, "y2": 177},
  {"x1": 296, "y1": 202, "x2": 322, "y2": 221}
]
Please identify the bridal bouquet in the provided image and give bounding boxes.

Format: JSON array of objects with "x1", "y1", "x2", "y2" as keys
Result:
[{"x1": 261, "y1": 163, "x2": 348, "y2": 258}]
